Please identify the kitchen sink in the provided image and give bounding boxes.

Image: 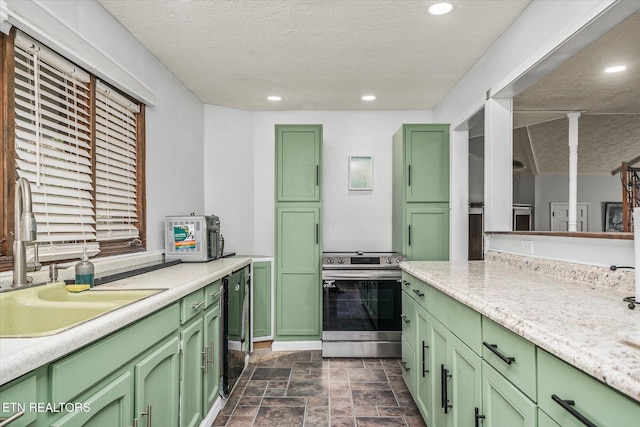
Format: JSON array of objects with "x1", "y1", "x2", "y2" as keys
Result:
[{"x1": 0, "y1": 282, "x2": 162, "y2": 338}]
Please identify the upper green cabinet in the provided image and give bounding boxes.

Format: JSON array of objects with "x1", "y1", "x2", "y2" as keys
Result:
[
  {"x1": 394, "y1": 124, "x2": 449, "y2": 203},
  {"x1": 276, "y1": 125, "x2": 322, "y2": 202}
]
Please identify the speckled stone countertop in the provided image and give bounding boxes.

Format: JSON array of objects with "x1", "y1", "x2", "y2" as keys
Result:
[
  {"x1": 401, "y1": 260, "x2": 640, "y2": 403},
  {"x1": 0, "y1": 256, "x2": 251, "y2": 386}
]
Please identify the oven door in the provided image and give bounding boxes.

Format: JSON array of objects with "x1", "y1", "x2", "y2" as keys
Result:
[{"x1": 322, "y1": 270, "x2": 402, "y2": 357}]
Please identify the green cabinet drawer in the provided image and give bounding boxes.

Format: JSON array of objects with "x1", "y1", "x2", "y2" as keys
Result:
[
  {"x1": 401, "y1": 290, "x2": 417, "y2": 351},
  {"x1": 401, "y1": 335, "x2": 416, "y2": 397},
  {"x1": 482, "y1": 318, "x2": 536, "y2": 401},
  {"x1": 537, "y1": 349, "x2": 640, "y2": 427},
  {"x1": 425, "y1": 284, "x2": 481, "y2": 354},
  {"x1": 408, "y1": 275, "x2": 428, "y2": 305},
  {"x1": 181, "y1": 288, "x2": 206, "y2": 324},
  {"x1": 0, "y1": 373, "x2": 37, "y2": 426},
  {"x1": 205, "y1": 280, "x2": 222, "y2": 309},
  {"x1": 50, "y1": 303, "x2": 179, "y2": 403}
]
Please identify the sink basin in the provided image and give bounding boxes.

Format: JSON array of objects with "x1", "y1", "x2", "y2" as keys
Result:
[{"x1": 0, "y1": 282, "x2": 161, "y2": 338}]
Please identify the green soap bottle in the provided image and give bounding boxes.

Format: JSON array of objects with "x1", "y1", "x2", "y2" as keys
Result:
[{"x1": 75, "y1": 246, "x2": 95, "y2": 287}]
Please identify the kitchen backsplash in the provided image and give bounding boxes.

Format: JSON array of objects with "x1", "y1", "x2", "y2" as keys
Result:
[{"x1": 486, "y1": 250, "x2": 635, "y2": 293}]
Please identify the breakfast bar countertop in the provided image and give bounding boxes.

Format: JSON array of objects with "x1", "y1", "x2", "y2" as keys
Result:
[
  {"x1": 0, "y1": 256, "x2": 252, "y2": 386},
  {"x1": 400, "y1": 260, "x2": 640, "y2": 403}
]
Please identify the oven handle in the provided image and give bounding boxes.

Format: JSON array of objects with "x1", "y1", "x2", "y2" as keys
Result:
[{"x1": 322, "y1": 270, "x2": 402, "y2": 281}]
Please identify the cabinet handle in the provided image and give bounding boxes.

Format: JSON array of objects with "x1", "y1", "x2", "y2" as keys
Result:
[
  {"x1": 413, "y1": 288, "x2": 424, "y2": 298},
  {"x1": 211, "y1": 289, "x2": 222, "y2": 298},
  {"x1": 192, "y1": 300, "x2": 205, "y2": 310},
  {"x1": 140, "y1": 404, "x2": 152, "y2": 427},
  {"x1": 207, "y1": 342, "x2": 214, "y2": 367},
  {"x1": 401, "y1": 361, "x2": 410, "y2": 372},
  {"x1": 551, "y1": 395, "x2": 597, "y2": 427},
  {"x1": 408, "y1": 225, "x2": 411, "y2": 246},
  {"x1": 475, "y1": 407, "x2": 485, "y2": 427},
  {"x1": 421, "y1": 340, "x2": 429, "y2": 377},
  {"x1": 441, "y1": 364, "x2": 452, "y2": 413},
  {"x1": 0, "y1": 411, "x2": 25, "y2": 426},
  {"x1": 483, "y1": 342, "x2": 516, "y2": 365},
  {"x1": 201, "y1": 348, "x2": 208, "y2": 373},
  {"x1": 400, "y1": 314, "x2": 410, "y2": 324},
  {"x1": 316, "y1": 165, "x2": 319, "y2": 186},
  {"x1": 402, "y1": 280, "x2": 410, "y2": 286},
  {"x1": 408, "y1": 164, "x2": 411, "y2": 186}
]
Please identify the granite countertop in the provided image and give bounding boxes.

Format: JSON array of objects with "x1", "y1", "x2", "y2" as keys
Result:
[
  {"x1": 401, "y1": 260, "x2": 640, "y2": 403},
  {"x1": 0, "y1": 256, "x2": 251, "y2": 386}
]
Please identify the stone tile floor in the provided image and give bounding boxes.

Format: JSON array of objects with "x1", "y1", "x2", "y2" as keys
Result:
[{"x1": 211, "y1": 350, "x2": 426, "y2": 427}]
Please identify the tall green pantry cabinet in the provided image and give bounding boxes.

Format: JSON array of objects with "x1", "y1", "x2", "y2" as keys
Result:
[
  {"x1": 392, "y1": 124, "x2": 450, "y2": 260},
  {"x1": 275, "y1": 125, "x2": 322, "y2": 341}
]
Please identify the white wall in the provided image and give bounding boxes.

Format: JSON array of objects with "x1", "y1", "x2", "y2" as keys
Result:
[
  {"x1": 4, "y1": 0, "x2": 206, "y2": 252},
  {"x1": 203, "y1": 105, "x2": 254, "y2": 255},
  {"x1": 251, "y1": 110, "x2": 432, "y2": 256},
  {"x1": 535, "y1": 175, "x2": 620, "y2": 232}
]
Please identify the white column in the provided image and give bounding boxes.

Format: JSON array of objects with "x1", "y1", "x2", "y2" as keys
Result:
[
  {"x1": 567, "y1": 112, "x2": 581, "y2": 232},
  {"x1": 484, "y1": 98, "x2": 513, "y2": 231},
  {"x1": 450, "y1": 129, "x2": 469, "y2": 260}
]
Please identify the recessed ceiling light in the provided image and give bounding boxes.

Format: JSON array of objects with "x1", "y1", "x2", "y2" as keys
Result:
[
  {"x1": 429, "y1": 2, "x2": 453, "y2": 15},
  {"x1": 267, "y1": 95, "x2": 282, "y2": 101},
  {"x1": 604, "y1": 65, "x2": 626, "y2": 73},
  {"x1": 362, "y1": 95, "x2": 377, "y2": 101}
]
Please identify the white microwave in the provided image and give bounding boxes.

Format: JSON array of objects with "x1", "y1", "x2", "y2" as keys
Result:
[{"x1": 164, "y1": 215, "x2": 221, "y2": 262}]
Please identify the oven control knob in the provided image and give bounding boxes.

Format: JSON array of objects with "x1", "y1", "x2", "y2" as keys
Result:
[
  {"x1": 395, "y1": 257, "x2": 402, "y2": 263},
  {"x1": 327, "y1": 258, "x2": 334, "y2": 264},
  {"x1": 386, "y1": 257, "x2": 392, "y2": 264},
  {"x1": 337, "y1": 258, "x2": 344, "y2": 264}
]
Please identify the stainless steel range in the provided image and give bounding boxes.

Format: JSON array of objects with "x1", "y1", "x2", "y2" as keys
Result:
[{"x1": 322, "y1": 251, "x2": 405, "y2": 358}]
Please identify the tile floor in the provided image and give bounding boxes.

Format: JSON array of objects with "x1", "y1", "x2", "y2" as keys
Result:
[{"x1": 211, "y1": 350, "x2": 427, "y2": 427}]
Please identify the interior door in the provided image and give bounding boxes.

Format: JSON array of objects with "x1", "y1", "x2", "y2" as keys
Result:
[{"x1": 550, "y1": 203, "x2": 589, "y2": 231}]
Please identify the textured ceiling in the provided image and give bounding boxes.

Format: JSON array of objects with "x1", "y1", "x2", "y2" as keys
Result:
[{"x1": 97, "y1": 0, "x2": 530, "y2": 110}]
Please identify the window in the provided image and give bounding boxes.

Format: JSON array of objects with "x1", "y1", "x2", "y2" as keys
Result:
[{"x1": 1, "y1": 29, "x2": 146, "y2": 271}]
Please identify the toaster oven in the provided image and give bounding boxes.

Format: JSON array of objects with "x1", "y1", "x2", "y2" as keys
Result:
[{"x1": 165, "y1": 215, "x2": 221, "y2": 262}]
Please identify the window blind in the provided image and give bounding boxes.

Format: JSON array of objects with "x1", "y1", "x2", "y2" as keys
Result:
[
  {"x1": 14, "y1": 32, "x2": 97, "y2": 254},
  {"x1": 95, "y1": 81, "x2": 140, "y2": 241}
]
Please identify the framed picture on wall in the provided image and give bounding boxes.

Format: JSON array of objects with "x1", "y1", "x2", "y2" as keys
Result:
[
  {"x1": 349, "y1": 156, "x2": 373, "y2": 190},
  {"x1": 604, "y1": 202, "x2": 623, "y2": 232}
]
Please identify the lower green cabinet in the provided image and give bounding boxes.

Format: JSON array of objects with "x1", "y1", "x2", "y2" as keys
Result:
[
  {"x1": 415, "y1": 305, "x2": 432, "y2": 424},
  {"x1": 203, "y1": 301, "x2": 221, "y2": 412},
  {"x1": 482, "y1": 361, "x2": 536, "y2": 427},
  {"x1": 0, "y1": 372, "x2": 37, "y2": 426},
  {"x1": 135, "y1": 337, "x2": 181, "y2": 427},
  {"x1": 252, "y1": 261, "x2": 272, "y2": 339},
  {"x1": 449, "y1": 333, "x2": 482, "y2": 427},
  {"x1": 50, "y1": 372, "x2": 133, "y2": 427},
  {"x1": 180, "y1": 319, "x2": 204, "y2": 427}
]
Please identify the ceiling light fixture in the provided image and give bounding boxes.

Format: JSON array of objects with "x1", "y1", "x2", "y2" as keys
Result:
[
  {"x1": 429, "y1": 2, "x2": 453, "y2": 15},
  {"x1": 604, "y1": 65, "x2": 626, "y2": 73},
  {"x1": 267, "y1": 95, "x2": 282, "y2": 101},
  {"x1": 362, "y1": 95, "x2": 377, "y2": 101}
]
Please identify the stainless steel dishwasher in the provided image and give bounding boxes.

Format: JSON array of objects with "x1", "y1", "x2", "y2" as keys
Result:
[{"x1": 222, "y1": 266, "x2": 250, "y2": 397}]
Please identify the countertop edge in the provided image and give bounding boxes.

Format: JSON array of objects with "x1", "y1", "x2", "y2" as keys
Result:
[
  {"x1": 0, "y1": 257, "x2": 252, "y2": 386},
  {"x1": 400, "y1": 261, "x2": 640, "y2": 403}
]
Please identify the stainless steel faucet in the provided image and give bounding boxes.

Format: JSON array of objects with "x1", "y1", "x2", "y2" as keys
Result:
[{"x1": 12, "y1": 177, "x2": 39, "y2": 288}]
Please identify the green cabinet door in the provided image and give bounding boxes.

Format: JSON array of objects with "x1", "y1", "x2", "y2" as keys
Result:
[
  {"x1": 252, "y1": 261, "x2": 272, "y2": 338},
  {"x1": 180, "y1": 319, "x2": 204, "y2": 427},
  {"x1": 276, "y1": 125, "x2": 322, "y2": 202},
  {"x1": 415, "y1": 305, "x2": 432, "y2": 425},
  {"x1": 134, "y1": 337, "x2": 180, "y2": 427},
  {"x1": 50, "y1": 372, "x2": 133, "y2": 427},
  {"x1": 276, "y1": 207, "x2": 321, "y2": 338},
  {"x1": 406, "y1": 206, "x2": 449, "y2": 261},
  {"x1": 482, "y1": 361, "x2": 536, "y2": 427},
  {"x1": 449, "y1": 333, "x2": 482, "y2": 427},
  {"x1": 428, "y1": 316, "x2": 450, "y2": 427},
  {"x1": 203, "y1": 303, "x2": 221, "y2": 413},
  {"x1": 0, "y1": 373, "x2": 37, "y2": 426},
  {"x1": 404, "y1": 124, "x2": 449, "y2": 203}
]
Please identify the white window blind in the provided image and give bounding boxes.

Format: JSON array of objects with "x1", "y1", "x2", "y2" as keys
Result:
[
  {"x1": 95, "y1": 81, "x2": 140, "y2": 241},
  {"x1": 14, "y1": 32, "x2": 97, "y2": 253}
]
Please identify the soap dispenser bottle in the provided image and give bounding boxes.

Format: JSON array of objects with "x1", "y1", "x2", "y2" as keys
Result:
[{"x1": 75, "y1": 247, "x2": 95, "y2": 287}]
